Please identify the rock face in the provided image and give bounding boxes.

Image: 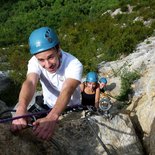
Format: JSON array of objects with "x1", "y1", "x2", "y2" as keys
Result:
[
  {"x1": 0, "y1": 123, "x2": 62, "y2": 155},
  {"x1": 56, "y1": 112, "x2": 143, "y2": 155},
  {"x1": 0, "y1": 71, "x2": 10, "y2": 92},
  {"x1": 128, "y1": 67, "x2": 155, "y2": 155},
  {"x1": 0, "y1": 109, "x2": 143, "y2": 155},
  {"x1": 98, "y1": 36, "x2": 155, "y2": 154}
]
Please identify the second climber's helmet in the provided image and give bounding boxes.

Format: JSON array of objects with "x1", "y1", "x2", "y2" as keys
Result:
[
  {"x1": 29, "y1": 27, "x2": 59, "y2": 55},
  {"x1": 86, "y1": 72, "x2": 98, "y2": 83},
  {"x1": 99, "y1": 77, "x2": 107, "y2": 84}
]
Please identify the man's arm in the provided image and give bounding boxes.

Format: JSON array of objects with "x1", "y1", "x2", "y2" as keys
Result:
[
  {"x1": 17, "y1": 73, "x2": 39, "y2": 113},
  {"x1": 33, "y1": 78, "x2": 80, "y2": 140},
  {"x1": 11, "y1": 73, "x2": 39, "y2": 131},
  {"x1": 48, "y1": 78, "x2": 80, "y2": 118}
]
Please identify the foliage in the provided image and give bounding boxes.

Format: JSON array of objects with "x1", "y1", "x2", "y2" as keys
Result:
[
  {"x1": 0, "y1": 46, "x2": 30, "y2": 106},
  {"x1": 0, "y1": 46, "x2": 31, "y2": 84},
  {"x1": 117, "y1": 69, "x2": 140, "y2": 101},
  {"x1": 0, "y1": 0, "x2": 155, "y2": 105}
]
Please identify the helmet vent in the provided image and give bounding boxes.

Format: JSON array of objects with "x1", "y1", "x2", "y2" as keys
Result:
[{"x1": 45, "y1": 29, "x2": 52, "y2": 43}]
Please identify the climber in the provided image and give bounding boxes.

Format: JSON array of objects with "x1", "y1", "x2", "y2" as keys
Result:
[
  {"x1": 99, "y1": 77, "x2": 108, "y2": 98},
  {"x1": 98, "y1": 77, "x2": 112, "y2": 116},
  {"x1": 80, "y1": 71, "x2": 100, "y2": 109},
  {"x1": 11, "y1": 26, "x2": 83, "y2": 140}
]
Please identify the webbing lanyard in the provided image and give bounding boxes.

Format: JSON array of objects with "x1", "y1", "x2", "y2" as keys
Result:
[{"x1": 0, "y1": 109, "x2": 51, "y2": 124}]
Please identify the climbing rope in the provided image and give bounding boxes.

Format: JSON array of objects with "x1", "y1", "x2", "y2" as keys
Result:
[{"x1": 85, "y1": 107, "x2": 111, "y2": 155}]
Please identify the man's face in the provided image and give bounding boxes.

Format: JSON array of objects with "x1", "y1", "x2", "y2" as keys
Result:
[{"x1": 35, "y1": 48, "x2": 60, "y2": 73}]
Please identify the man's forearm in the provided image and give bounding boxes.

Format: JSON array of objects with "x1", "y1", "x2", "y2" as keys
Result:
[
  {"x1": 17, "y1": 80, "x2": 36, "y2": 112},
  {"x1": 47, "y1": 88, "x2": 72, "y2": 120},
  {"x1": 47, "y1": 79, "x2": 79, "y2": 120}
]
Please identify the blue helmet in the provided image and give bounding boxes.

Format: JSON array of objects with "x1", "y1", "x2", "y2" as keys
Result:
[
  {"x1": 86, "y1": 72, "x2": 98, "y2": 82},
  {"x1": 99, "y1": 77, "x2": 107, "y2": 84},
  {"x1": 29, "y1": 27, "x2": 59, "y2": 55}
]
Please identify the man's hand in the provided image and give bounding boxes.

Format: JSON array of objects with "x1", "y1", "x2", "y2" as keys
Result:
[
  {"x1": 11, "y1": 117, "x2": 27, "y2": 132},
  {"x1": 32, "y1": 116, "x2": 58, "y2": 140}
]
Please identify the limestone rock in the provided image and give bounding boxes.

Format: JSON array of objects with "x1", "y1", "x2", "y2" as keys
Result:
[{"x1": 98, "y1": 36, "x2": 155, "y2": 154}]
